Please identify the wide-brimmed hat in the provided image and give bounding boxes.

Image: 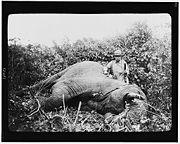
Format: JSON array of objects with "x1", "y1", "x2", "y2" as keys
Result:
[{"x1": 114, "y1": 50, "x2": 122, "y2": 56}]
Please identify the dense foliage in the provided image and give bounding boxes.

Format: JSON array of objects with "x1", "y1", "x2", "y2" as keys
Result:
[{"x1": 8, "y1": 23, "x2": 172, "y2": 132}]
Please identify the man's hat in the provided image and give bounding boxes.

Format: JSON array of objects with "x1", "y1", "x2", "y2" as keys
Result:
[{"x1": 114, "y1": 50, "x2": 122, "y2": 56}]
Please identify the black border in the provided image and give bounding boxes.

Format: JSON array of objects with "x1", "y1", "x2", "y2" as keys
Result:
[{"x1": 2, "y1": 1, "x2": 178, "y2": 142}]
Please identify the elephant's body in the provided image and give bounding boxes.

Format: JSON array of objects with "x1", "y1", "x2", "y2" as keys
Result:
[{"x1": 21, "y1": 61, "x2": 147, "y2": 115}]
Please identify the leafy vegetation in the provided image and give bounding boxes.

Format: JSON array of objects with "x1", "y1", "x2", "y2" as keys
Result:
[{"x1": 8, "y1": 22, "x2": 171, "y2": 132}]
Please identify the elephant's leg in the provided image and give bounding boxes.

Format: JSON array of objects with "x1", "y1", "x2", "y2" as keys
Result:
[
  {"x1": 41, "y1": 84, "x2": 72, "y2": 112},
  {"x1": 38, "y1": 78, "x2": 96, "y2": 112},
  {"x1": 43, "y1": 96, "x2": 64, "y2": 112}
]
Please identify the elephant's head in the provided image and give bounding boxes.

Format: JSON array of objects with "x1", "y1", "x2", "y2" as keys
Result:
[{"x1": 104, "y1": 85, "x2": 147, "y2": 118}]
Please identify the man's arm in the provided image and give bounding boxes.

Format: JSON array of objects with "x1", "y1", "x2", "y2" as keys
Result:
[
  {"x1": 104, "y1": 61, "x2": 113, "y2": 75},
  {"x1": 126, "y1": 63, "x2": 129, "y2": 75},
  {"x1": 124, "y1": 61, "x2": 129, "y2": 75}
]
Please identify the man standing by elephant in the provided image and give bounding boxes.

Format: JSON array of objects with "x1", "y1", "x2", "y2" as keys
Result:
[{"x1": 104, "y1": 50, "x2": 129, "y2": 84}]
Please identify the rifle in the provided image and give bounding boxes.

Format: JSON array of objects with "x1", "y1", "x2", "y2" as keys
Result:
[{"x1": 124, "y1": 63, "x2": 129, "y2": 84}]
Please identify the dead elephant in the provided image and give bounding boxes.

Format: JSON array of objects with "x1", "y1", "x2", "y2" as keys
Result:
[{"x1": 17, "y1": 61, "x2": 147, "y2": 116}]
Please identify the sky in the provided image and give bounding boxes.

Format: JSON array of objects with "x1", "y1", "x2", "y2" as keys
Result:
[{"x1": 8, "y1": 14, "x2": 171, "y2": 47}]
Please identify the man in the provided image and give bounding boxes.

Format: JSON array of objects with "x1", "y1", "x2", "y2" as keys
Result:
[{"x1": 104, "y1": 50, "x2": 129, "y2": 84}]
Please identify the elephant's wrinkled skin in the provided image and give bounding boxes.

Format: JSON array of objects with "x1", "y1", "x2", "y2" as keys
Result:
[{"x1": 20, "y1": 61, "x2": 147, "y2": 115}]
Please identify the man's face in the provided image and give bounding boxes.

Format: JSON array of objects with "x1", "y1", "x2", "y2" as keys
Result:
[{"x1": 115, "y1": 55, "x2": 122, "y2": 62}]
